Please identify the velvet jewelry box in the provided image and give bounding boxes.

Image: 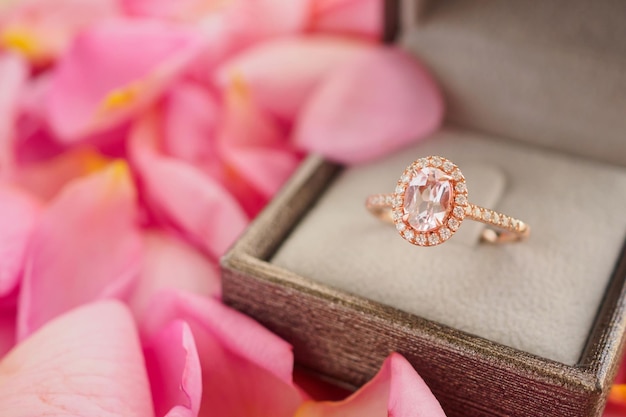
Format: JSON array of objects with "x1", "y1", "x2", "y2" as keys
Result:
[{"x1": 221, "y1": 1, "x2": 626, "y2": 416}]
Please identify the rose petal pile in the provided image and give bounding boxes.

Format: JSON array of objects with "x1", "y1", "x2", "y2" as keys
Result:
[{"x1": 0, "y1": 0, "x2": 449, "y2": 416}]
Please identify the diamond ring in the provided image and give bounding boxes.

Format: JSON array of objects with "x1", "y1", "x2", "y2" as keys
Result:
[{"x1": 365, "y1": 156, "x2": 530, "y2": 246}]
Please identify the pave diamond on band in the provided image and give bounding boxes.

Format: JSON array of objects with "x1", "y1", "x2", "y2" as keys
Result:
[{"x1": 366, "y1": 156, "x2": 530, "y2": 246}]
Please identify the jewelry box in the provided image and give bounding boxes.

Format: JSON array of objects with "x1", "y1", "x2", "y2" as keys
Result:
[{"x1": 221, "y1": 1, "x2": 626, "y2": 416}]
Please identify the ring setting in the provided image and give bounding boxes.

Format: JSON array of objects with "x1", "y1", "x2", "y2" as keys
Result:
[{"x1": 366, "y1": 156, "x2": 530, "y2": 246}]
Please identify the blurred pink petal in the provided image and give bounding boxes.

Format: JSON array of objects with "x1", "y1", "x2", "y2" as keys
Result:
[
  {"x1": 122, "y1": 0, "x2": 233, "y2": 22},
  {"x1": 14, "y1": 72, "x2": 130, "y2": 167},
  {"x1": 12, "y1": 123, "x2": 66, "y2": 166},
  {"x1": 0, "y1": 183, "x2": 40, "y2": 297},
  {"x1": 13, "y1": 147, "x2": 111, "y2": 201},
  {"x1": 130, "y1": 111, "x2": 248, "y2": 258},
  {"x1": 11, "y1": 72, "x2": 59, "y2": 163},
  {"x1": 141, "y1": 290, "x2": 303, "y2": 417},
  {"x1": 0, "y1": 0, "x2": 120, "y2": 65},
  {"x1": 0, "y1": 284, "x2": 18, "y2": 310},
  {"x1": 224, "y1": 0, "x2": 310, "y2": 47},
  {"x1": 127, "y1": 0, "x2": 312, "y2": 82},
  {"x1": 12, "y1": 72, "x2": 82, "y2": 166},
  {"x1": 0, "y1": 309, "x2": 16, "y2": 357},
  {"x1": 129, "y1": 230, "x2": 221, "y2": 323},
  {"x1": 161, "y1": 80, "x2": 220, "y2": 165},
  {"x1": 218, "y1": 75, "x2": 284, "y2": 148},
  {"x1": 214, "y1": 75, "x2": 300, "y2": 215},
  {"x1": 149, "y1": 80, "x2": 269, "y2": 216},
  {"x1": 124, "y1": 0, "x2": 308, "y2": 39},
  {"x1": 215, "y1": 37, "x2": 369, "y2": 121},
  {"x1": 294, "y1": 47, "x2": 443, "y2": 164},
  {"x1": 46, "y1": 19, "x2": 205, "y2": 141},
  {"x1": 308, "y1": 0, "x2": 383, "y2": 40},
  {"x1": 296, "y1": 353, "x2": 446, "y2": 417},
  {"x1": 221, "y1": 146, "x2": 300, "y2": 199},
  {"x1": 17, "y1": 162, "x2": 143, "y2": 339},
  {"x1": 0, "y1": 53, "x2": 27, "y2": 174},
  {"x1": 144, "y1": 319, "x2": 201, "y2": 417},
  {"x1": 121, "y1": 0, "x2": 199, "y2": 20},
  {"x1": 0, "y1": 301, "x2": 154, "y2": 417}
]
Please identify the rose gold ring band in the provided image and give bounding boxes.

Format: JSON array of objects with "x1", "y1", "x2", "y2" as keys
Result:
[{"x1": 365, "y1": 156, "x2": 530, "y2": 247}]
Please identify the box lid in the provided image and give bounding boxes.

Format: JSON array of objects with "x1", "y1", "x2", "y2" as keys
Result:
[{"x1": 398, "y1": 0, "x2": 626, "y2": 167}]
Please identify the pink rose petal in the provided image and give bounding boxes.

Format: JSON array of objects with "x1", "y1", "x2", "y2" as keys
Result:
[
  {"x1": 130, "y1": 111, "x2": 249, "y2": 258},
  {"x1": 121, "y1": 0, "x2": 196, "y2": 20},
  {"x1": 0, "y1": 309, "x2": 16, "y2": 357},
  {"x1": 144, "y1": 319, "x2": 201, "y2": 417},
  {"x1": 11, "y1": 73, "x2": 64, "y2": 167},
  {"x1": 141, "y1": 290, "x2": 303, "y2": 417},
  {"x1": 0, "y1": 0, "x2": 120, "y2": 65},
  {"x1": 149, "y1": 80, "x2": 272, "y2": 216},
  {"x1": 0, "y1": 301, "x2": 154, "y2": 417},
  {"x1": 296, "y1": 353, "x2": 446, "y2": 417},
  {"x1": 0, "y1": 183, "x2": 40, "y2": 297},
  {"x1": 213, "y1": 75, "x2": 300, "y2": 215},
  {"x1": 141, "y1": 0, "x2": 308, "y2": 33},
  {"x1": 13, "y1": 147, "x2": 112, "y2": 201},
  {"x1": 308, "y1": 0, "x2": 383, "y2": 40},
  {"x1": 215, "y1": 37, "x2": 370, "y2": 121},
  {"x1": 128, "y1": 0, "x2": 312, "y2": 79},
  {"x1": 220, "y1": 145, "x2": 301, "y2": 200},
  {"x1": 218, "y1": 75, "x2": 285, "y2": 148},
  {"x1": 129, "y1": 230, "x2": 221, "y2": 323},
  {"x1": 0, "y1": 53, "x2": 28, "y2": 175},
  {"x1": 17, "y1": 162, "x2": 143, "y2": 339},
  {"x1": 294, "y1": 47, "x2": 444, "y2": 164},
  {"x1": 13, "y1": 71, "x2": 131, "y2": 168},
  {"x1": 221, "y1": 0, "x2": 311, "y2": 51},
  {"x1": 46, "y1": 19, "x2": 205, "y2": 141},
  {"x1": 0, "y1": 285, "x2": 18, "y2": 310},
  {"x1": 162, "y1": 81, "x2": 220, "y2": 164},
  {"x1": 124, "y1": 0, "x2": 309, "y2": 39}
]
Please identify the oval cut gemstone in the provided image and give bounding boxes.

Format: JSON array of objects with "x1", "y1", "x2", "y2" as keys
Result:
[{"x1": 403, "y1": 167, "x2": 453, "y2": 232}]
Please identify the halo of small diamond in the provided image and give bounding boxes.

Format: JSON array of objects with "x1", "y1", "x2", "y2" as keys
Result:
[{"x1": 391, "y1": 156, "x2": 468, "y2": 247}]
